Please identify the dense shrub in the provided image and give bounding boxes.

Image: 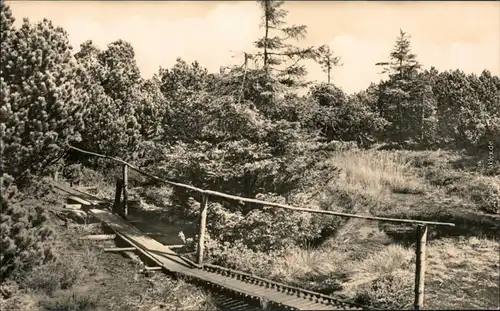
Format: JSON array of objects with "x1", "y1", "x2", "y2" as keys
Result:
[
  {"x1": 304, "y1": 83, "x2": 387, "y2": 142},
  {"x1": 467, "y1": 176, "x2": 500, "y2": 214},
  {"x1": 1, "y1": 16, "x2": 87, "y2": 181},
  {"x1": 0, "y1": 192, "x2": 55, "y2": 280},
  {"x1": 18, "y1": 259, "x2": 85, "y2": 295},
  {"x1": 39, "y1": 292, "x2": 100, "y2": 311}
]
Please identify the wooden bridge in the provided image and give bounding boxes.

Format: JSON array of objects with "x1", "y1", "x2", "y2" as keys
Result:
[{"x1": 56, "y1": 145, "x2": 456, "y2": 310}]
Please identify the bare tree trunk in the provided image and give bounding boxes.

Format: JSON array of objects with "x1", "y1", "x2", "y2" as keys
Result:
[
  {"x1": 263, "y1": 0, "x2": 269, "y2": 74},
  {"x1": 327, "y1": 61, "x2": 331, "y2": 84},
  {"x1": 421, "y1": 96, "x2": 425, "y2": 142}
]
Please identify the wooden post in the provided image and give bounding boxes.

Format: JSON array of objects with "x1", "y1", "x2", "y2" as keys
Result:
[
  {"x1": 112, "y1": 179, "x2": 123, "y2": 215},
  {"x1": 196, "y1": 194, "x2": 209, "y2": 265},
  {"x1": 414, "y1": 225, "x2": 428, "y2": 310},
  {"x1": 122, "y1": 164, "x2": 128, "y2": 218}
]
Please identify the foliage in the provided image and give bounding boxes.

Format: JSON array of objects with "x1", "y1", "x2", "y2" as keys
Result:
[
  {"x1": 467, "y1": 176, "x2": 500, "y2": 214},
  {"x1": 375, "y1": 30, "x2": 423, "y2": 144},
  {"x1": 39, "y1": 292, "x2": 100, "y2": 311},
  {"x1": 73, "y1": 40, "x2": 165, "y2": 161},
  {"x1": 0, "y1": 0, "x2": 15, "y2": 67},
  {"x1": 18, "y1": 258, "x2": 85, "y2": 295},
  {"x1": 303, "y1": 83, "x2": 387, "y2": 142},
  {"x1": 0, "y1": 192, "x2": 55, "y2": 280},
  {"x1": 373, "y1": 29, "x2": 499, "y2": 150},
  {"x1": 317, "y1": 45, "x2": 342, "y2": 84},
  {"x1": 153, "y1": 61, "x2": 325, "y2": 207},
  {"x1": 251, "y1": 0, "x2": 321, "y2": 87},
  {"x1": 1, "y1": 16, "x2": 87, "y2": 180},
  {"x1": 434, "y1": 69, "x2": 500, "y2": 149},
  {"x1": 206, "y1": 194, "x2": 321, "y2": 252}
]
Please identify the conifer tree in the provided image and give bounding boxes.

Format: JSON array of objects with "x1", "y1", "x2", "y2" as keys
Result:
[
  {"x1": 1, "y1": 16, "x2": 87, "y2": 180},
  {"x1": 252, "y1": 0, "x2": 319, "y2": 87},
  {"x1": 376, "y1": 29, "x2": 423, "y2": 144},
  {"x1": 317, "y1": 45, "x2": 341, "y2": 84}
]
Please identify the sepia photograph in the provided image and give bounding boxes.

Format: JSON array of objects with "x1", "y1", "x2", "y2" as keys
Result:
[{"x1": 1, "y1": 1, "x2": 499, "y2": 310}]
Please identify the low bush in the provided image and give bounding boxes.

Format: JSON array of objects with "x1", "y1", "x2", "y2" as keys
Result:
[
  {"x1": 39, "y1": 291, "x2": 101, "y2": 311},
  {"x1": 344, "y1": 245, "x2": 414, "y2": 309},
  {"x1": 19, "y1": 257, "x2": 86, "y2": 296},
  {"x1": 137, "y1": 185, "x2": 173, "y2": 209},
  {"x1": 0, "y1": 194, "x2": 55, "y2": 280},
  {"x1": 467, "y1": 176, "x2": 500, "y2": 214},
  {"x1": 424, "y1": 166, "x2": 466, "y2": 187}
]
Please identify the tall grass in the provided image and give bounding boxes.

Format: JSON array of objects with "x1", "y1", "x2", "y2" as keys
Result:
[{"x1": 329, "y1": 150, "x2": 427, "y2": 202}]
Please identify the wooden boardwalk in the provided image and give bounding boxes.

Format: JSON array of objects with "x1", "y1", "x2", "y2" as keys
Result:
[
  {"x1": 52, "y1": 182, "x2": 109, "y2": 206},
  {"x1": 88, "y1": 208, "x2": 362, "y2": 310}
]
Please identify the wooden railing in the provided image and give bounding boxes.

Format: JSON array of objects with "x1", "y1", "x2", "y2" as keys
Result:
[{"x1": 67, "y1": 145, "x2": 455, "y2": 310}]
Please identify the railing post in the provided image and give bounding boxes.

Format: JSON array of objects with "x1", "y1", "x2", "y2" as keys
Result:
[
  {"x1": 196, "y1": 193, "x2": 209, "y2": 265},
  {"x1": 122, "y1": 164, "x2": 128, "y2": 218},
  {"x1": 112, "y1": 179, "x2": 123, "y2": 215},
  {"x1": 414, "y1": 225, "x2": 428, "y2": 310}
]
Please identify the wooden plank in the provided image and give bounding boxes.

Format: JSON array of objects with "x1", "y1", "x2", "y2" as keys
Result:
[
  {"x1": 52, "y1": 181, "x2": 107, "y2": 203},
  {"x1": 80, "y1": 234, "x2": 116, "y2": 241},
  {"x1": 187, "y1": 269, "x2": 344, "y2": 310},
  {"x1": 87, "y1": 209, "x2": 353, "y2": 311},
  {"x1": 88, "y1": 209, "x2": 194, "y2": 270},
  {"x1": 114, "y1": 230, "x2": 187, "y2": 273},
  {"x1": 67, "y1": 196, "x2": 93, "y2": 206}
]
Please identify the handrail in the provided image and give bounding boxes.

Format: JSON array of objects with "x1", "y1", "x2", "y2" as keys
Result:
[{"x1": 67, "y1": 145, "x2": 455, "y2": 227}]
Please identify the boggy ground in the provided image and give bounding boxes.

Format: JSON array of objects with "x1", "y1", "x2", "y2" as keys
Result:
[
  {"x1": 167, "y1": 148, "x2": 498, "y2": 310},
  {"x1": 286, "y1": 149, "x2": 500, "y2": 310}
]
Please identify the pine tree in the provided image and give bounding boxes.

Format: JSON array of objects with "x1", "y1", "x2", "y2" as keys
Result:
[
  {"x1": 376, "y1": 29, "x2": 421, "y2": 80},
  {"x1": 434, "y1": 69, "x2": 500, "y2": 149},
  {"x1": 0, "y1": 0, "x2": 15, "y2": 72},
  {"x1": 413, "y1": 67, "x2": 439, "y2": 145},
  {"x1": 376, "y1": 29, "x2": 423, "y2": 144},
  {"x1": 74, "y1": 40, "x2": 153, "y2": 160},
  {"x1": 1, "y1": 17, "x2": 87, "y2": 180},
  {"x1": 252, "y1": 0, "x2": 319, "y2": 87},
  {"x1": 317, "y1": 45, "x2": 341, "y2": 84}
]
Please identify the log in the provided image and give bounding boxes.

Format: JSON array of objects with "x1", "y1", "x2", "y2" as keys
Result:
[
  {"x1": 80, "y1": 234, "x2": 116, "y2": 241},
  {"x1": 112, "y1": 179, "x2": 123, "y2": 215},
  {"x1": 414, "y1": 225, "x2": 428, "y2": 310},
  {"x1": 64, "y1": 204, "x2": 82, "y2": 210},
  {"x1": 196, "y1": 194, "x2": 208, "y2": 265},
  {"x1": 67, "y1": 196, "x2": 92, "y2": 206},
  {"x1": 122, "y1": 164, "x2": 128, "y2": 218},
  {"x1": 143, "y1": 266, "x2": 162, "y2": 271}
]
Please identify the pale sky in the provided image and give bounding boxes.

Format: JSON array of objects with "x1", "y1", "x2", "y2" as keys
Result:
[{"x1": 7, "y1": 1, "x2": 500, "y2": 94}]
